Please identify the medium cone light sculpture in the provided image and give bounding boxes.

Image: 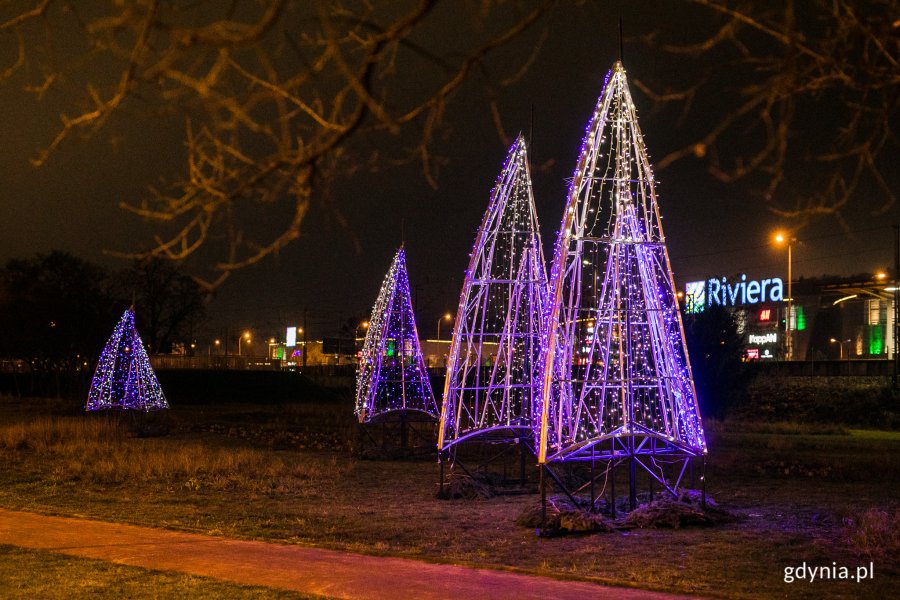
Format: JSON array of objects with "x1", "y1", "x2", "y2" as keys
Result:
[
  {"x1": 356, "y1": 248, "x2": 438, "y2": 423},
  {"x1": 538, "y1": 62, "x2": 705, "y2": 489},
  {"x1": 438, "y1": 135, "x2": 548, "y2": 450},
  {"x1": 87, "y1": 308, "x2": 168, "y2": 411}
]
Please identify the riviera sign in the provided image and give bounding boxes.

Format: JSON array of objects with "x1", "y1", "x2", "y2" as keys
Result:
[{"x1": 685, "y1": 274, "x2": 784, "y2": 313}]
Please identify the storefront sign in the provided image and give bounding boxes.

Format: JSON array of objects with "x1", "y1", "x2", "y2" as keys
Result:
[
  {"x1": 685, "y1": 275, "x2": 784, "y2": 313},
  {"x1": 748, "y1": 332, "x2": 778, "y2": 345}
]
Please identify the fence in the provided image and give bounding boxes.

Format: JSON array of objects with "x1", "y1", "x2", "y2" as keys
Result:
[{"x1": 755, "y1": 359, "x2": 895, "y2": 378}]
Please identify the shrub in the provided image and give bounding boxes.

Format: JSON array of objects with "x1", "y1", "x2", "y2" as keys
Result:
[{"x1": 849, "y1": 507, "x2": 900, "y2": 561}]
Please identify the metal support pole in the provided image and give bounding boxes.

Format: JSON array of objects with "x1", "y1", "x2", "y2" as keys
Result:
[
  {"x1": 439, "y1": 453, "x2": 445, "y2": 498},
  {"x1": 519, "y1": 440, "x2": 527, "y2": 485},
  {"x1": 590, "y1": 449, "x2": 596, "y2": 514},
  {"x1": 539, "y1": 465, "x2": 546, "y2": 531},
  {"x1": 624, "y1": 242, "x2": 637, "y2": 511},
  {"x1": 787, "y1": 242, "x2": 793, "y2": 361},
  {"x1": 302, "y1": 309, "x2": 308, "y2": 369},
  {"x1": 609, "y1": 438, "x2": 617, "y2": 518},
  {"x1": 629, "y1": 450, "x2": 637, "y2": 511},
  {"x1": 894, "y1": 225, "x2": 899, "y2": 388},
  {"x1": 701, "y1": 455, "x2": 708, "y2": 509},
  {"x1": 610, "y1": 460, "x2": 616, "y2": 518}
]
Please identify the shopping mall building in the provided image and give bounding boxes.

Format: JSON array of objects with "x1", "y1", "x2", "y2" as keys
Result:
[{"x1": 681, "y1": 272, "x2": 898, "y2": 361}]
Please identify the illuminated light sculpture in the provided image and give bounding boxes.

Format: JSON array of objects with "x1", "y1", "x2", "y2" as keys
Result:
[
  {"x1": 356, "y1": 247, "x2": 438, "y2": 423},
  {"x1": 86, "y1": 308, "x2": 168, "y2": 411},
  {"x1": 438, "y1": 135, "x2": 548, "y2": 451},
  {"x1": 538, "y1": 62, "x2": 706, "y2": 508}
]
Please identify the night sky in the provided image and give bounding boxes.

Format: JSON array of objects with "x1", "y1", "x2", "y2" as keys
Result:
[{"x1": 2, "y1": 2, "x2": 897, "y2": 341}]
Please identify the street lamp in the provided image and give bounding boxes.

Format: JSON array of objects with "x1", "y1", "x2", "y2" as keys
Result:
[
  {"x1": 774, "y1": 231, "x2": 796, "y2": 360},
  {"x1": 354, "y1": 321, "x2": 369, "y2": 353},
  {"x1": 238, "y1": 331, "x2": 251, "y2": 356},
  {"x1": 437, "y1": 313, "x2": 453, "y2": 339},
  {"x1": 212, "y1": 339, "x2": 220, "y2": 356},
  {"x1": 830, "y1": 338, "x2": 851, "y2": 360}
]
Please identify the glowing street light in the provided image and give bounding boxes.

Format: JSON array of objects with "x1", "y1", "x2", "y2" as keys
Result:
[
  {"x1": 437, "y1": 313, "x2": 453, "y2": 340},
  {"x1": 238, "y1": 331, "x2": 251, "y2": 356},
  {"x1": 830, "y1": 337, "x2": 851, "y2": 360},
  {"x1": 773, "y1": 231, "x2": 796, "y2": 360}
]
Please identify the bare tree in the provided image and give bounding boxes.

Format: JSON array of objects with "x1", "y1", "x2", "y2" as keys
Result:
[
  {"x1": 637, "y1": 0, "x2": 899, "y2": 229},
  {"x1": 0, "y1": 1, "x2": 555, "y2": 287}
]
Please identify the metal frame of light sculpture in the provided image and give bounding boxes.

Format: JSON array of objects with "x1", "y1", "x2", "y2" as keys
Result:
[
  {"x1": 356, "y1": 247, "x2": 438, "y2": 424},
  {"x1": 438, "y1": 135, "x2": 548, "y2": 451},
  {"x1": 87, "y1": 308, "x2": 168, "y2": 411},
  {"x1": 538, "y1": 62, "x2": 706, "y2": 503}
]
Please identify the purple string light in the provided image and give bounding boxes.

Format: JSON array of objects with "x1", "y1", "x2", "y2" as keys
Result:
[
  {"x1": 538, "y1": 62, "x2": 706, "y2": 463},
  {"x1": 438, "y1": 135, "x2": 549, "y2": 450},
  {"x1": 356, "y1": 248, "x2": 438, "y2": 423},
  {"x1": 86, "y1": 308, "x2": 168, "y2": 412}
]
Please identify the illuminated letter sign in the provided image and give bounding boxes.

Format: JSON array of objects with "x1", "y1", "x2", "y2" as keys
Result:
[
  {"x1": 685, "y1": 275, "x2": 784, "y2": 311},
  {"x1": 748, "y1": 332, "x2": 778, "y2": 345}
]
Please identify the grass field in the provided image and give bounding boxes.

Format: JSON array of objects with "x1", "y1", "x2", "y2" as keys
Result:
[
  {"x1": 0, "y1": 544, "x2": 321, "y2": 599},
  {"x1": 0, "y1": 394, "x2": 897, "y2": 599}
]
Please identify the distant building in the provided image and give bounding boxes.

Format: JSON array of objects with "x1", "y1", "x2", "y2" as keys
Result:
[{"x1": 681, "y1": 273, "x2": 896, "y2": 361}]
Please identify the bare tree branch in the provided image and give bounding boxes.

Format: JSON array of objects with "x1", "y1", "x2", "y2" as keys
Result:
[
  {"x1": 646, "y1": 0, "x2": 899, "y2": 226},
  {"x1": 1, "y1": 0, "x2": 557, "y2": 285}
]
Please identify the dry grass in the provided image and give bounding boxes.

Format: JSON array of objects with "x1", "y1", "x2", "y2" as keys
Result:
[
  {"x1": 0, "y1": 416, "x2": 126, "y2": 451},
  {"x1": 0, "y1": 415, "x2": 350, "y2": 493},
  {"x1": 0, "y1": 544, "x2": 321, "y2": 599},
  {"x1": 0, "y1": 397, "x2": 898, "y2": 599},
  {"x1": 850, "y1": 508, "x2": 900, "y2": 561}
]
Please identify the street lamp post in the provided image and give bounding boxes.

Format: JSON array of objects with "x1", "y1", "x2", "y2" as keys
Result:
[
  {"x1": 238, "y1": 332, "x2": 251, "y2": 356},
  {"x1": 355, "y1": 321, "x2": 369, "y2": 352},
  {"x1": 774, "y1": 232, "x2": 795, "y2": 360},
  {"x1": 830, "y1": 338, "x2": 851, "y2": 360},
  {"x1": 296, "y1": 327, "x2": 305, "y2": 366},
  {"x1": 437, "y1": 313, "x2": 452, "y2": 339}
]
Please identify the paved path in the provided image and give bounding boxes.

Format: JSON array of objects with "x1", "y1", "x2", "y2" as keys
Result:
[{"x1": 0, "y1": 508, "x2": 699, "y2": 599}]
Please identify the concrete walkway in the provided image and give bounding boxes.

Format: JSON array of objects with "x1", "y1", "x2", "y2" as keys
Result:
[{"x1": 0, "y1": 508, "x2": 699, "y2": 599}]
